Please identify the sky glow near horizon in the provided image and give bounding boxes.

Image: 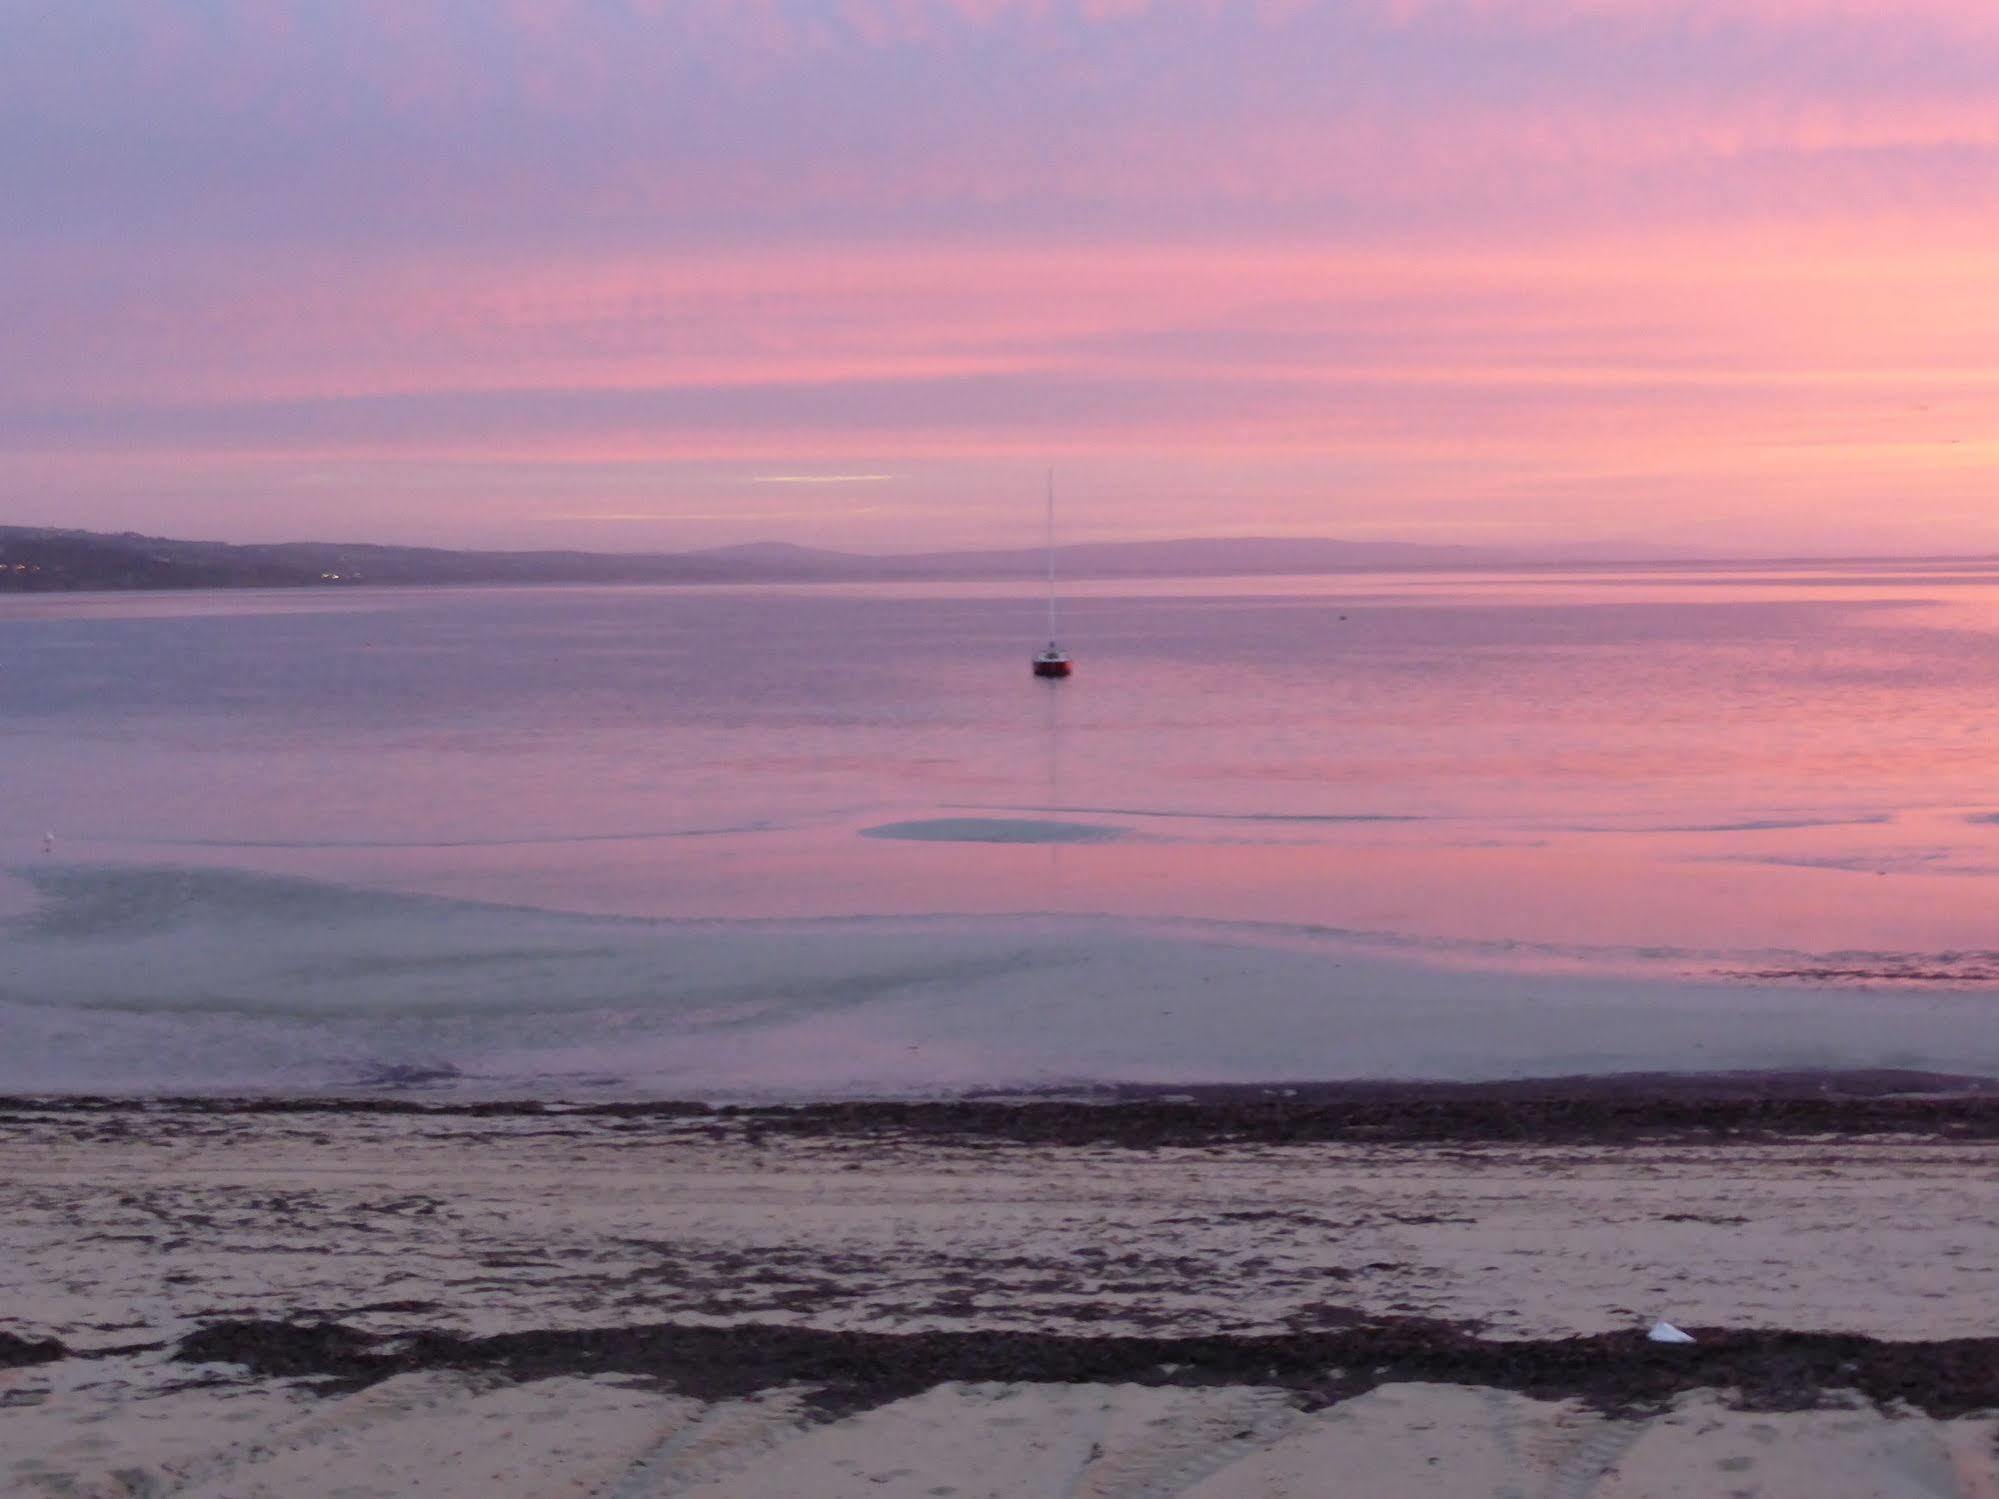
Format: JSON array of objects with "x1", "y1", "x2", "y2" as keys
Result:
[{"x1": 6, "y1": 0, "x2": 1999, "y2": 554}]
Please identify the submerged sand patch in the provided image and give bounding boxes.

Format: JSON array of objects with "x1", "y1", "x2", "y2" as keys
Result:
[{"x1": 858, "y1": 817, "x2": 1130, "y2": 844}]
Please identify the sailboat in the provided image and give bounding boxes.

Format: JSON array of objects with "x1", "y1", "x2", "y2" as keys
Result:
[{"x1": 1032, "y1": 472, "x2": 1073, "y2": 678}]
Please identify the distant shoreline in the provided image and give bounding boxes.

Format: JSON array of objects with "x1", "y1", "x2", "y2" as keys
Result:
[{"x1": 7, "y1": 521, "x2": 1999, "y2": 594}]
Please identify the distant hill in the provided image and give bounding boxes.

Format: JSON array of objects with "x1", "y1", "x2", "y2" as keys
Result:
[
  {"x1": 0, "y1": 524, "x2": 1643, "y2": 594},
  {"x1": 0, "y1": 528, "x2": 751, "y2": 592}
]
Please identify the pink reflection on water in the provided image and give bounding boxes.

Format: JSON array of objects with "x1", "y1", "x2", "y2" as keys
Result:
[
  {"x1": 93, "y1": 802, "x2": 1999, "y2": 981},
  {"x1": 24, "y1": 567, "x2": 1999, "y2": 983}
]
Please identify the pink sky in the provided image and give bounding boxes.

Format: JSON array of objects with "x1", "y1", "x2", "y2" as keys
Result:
[{"x1": 5, "y1": 0, "x2": 1999, "y2": 554}]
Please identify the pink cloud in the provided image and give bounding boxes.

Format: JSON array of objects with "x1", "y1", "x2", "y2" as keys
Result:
[{"x1": 9, "y1": 0, "x2": 1999, "y2": 553}]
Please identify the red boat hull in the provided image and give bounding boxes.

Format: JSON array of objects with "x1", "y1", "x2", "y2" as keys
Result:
[{"x1": 1032, "y1": 657, "x2": 1072, "y2": 678}]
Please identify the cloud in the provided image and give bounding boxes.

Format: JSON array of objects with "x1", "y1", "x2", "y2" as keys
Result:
[
  {"x1": 8, "y1": 0, "x2": 1999, "y2": 253},
  {"x1": 8, "y1": 0, "x2": 1999, "y2": 551}
]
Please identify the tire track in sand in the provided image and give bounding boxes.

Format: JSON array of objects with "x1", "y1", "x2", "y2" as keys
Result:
[
  {"x1": 1479, "y1": 1388, "x2": 1646, "y2": 1499},
  {"x1": 1065, "y1": 1387, "x2": 1306, "y2": 1499},
  {"x1": 161, "y1": 1371, "x2": 500, "y2": 1497},
  {"x1": 603, "y1": 1391, "x2": 812, "y2": 1498}
]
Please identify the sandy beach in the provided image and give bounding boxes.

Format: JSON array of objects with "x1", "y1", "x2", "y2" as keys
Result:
[{"x1": 4, "y1": 1089, "x2": 1995, "y2": 1497}]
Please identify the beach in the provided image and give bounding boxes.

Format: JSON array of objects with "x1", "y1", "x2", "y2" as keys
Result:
[
  {"x1": 4, "y1": 1088, "x2": 1995, "y2": 1496},
  {"x1": 7, "y1": 576, "x2": 1999, "y2": 1492}
]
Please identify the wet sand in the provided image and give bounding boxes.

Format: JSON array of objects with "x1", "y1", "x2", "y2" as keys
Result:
[{"x1": 3, "y1": 1085, "x2": 1996, "y2": 1496}]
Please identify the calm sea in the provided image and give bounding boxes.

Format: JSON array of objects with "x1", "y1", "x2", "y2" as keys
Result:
[{"x1": 3, "y1": 565, "x2": 1997, "y2": 1096}]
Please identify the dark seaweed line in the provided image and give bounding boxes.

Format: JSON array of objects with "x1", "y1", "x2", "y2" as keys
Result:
[
  {"x1": 0, "y1": 1332, "x2": 64, "y2": 1370},
  {"x1": 169, "y1": 1317, "x2": 1999, "y2": 1420},
  {"x1": 734, "y1": 1096, "x2": 1999, "y2": 1146},
  {"x1": 4, "y1": 1085, "x2": 1998, "y2": 1146}
]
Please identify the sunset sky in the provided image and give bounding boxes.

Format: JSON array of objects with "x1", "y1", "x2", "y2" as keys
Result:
[{"x1": 6, "y1": 0, "x2": 1999, "y2": 554}]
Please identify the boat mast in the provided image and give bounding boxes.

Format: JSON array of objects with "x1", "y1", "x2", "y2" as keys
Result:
[
  {"x1": 1045, "y1": 469, "x2": 1058, "y2": 642},
  {"x1": 1030, "y1": 469, "x2": 1073, "y2": 676}
]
